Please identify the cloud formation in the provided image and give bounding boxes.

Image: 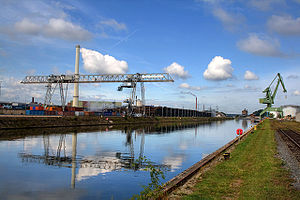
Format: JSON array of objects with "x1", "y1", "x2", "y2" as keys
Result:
[
  {"x1": 212, "y1": 8, "x2": 242, "y2": 31},
  {"x1": 203, "y1": 56, "x2": 233, "y2": 81},
  {"x1": 249, "y1": 0, "x2": 284, "y2": 11},
  {"x1": 0, "y1": 76, "x2": 45, "y2": 102},
  {"x1": 268, "y1": 15, "x2": 300, "y2": 36},
  {"x1": 80, "y1": 48, "x2": 128, "y2": 74},
  {"x1": 287, "y1": 75, "x2": 299, "y2": 79},
  {"x1": 237, "y1": 34, "x2": 283, "y2": 57},
  {"x1": 163, "y1": 62, "x2": 189, "y2": 79},
  {"x1": 99, "y1": 19, "x2": 127, "y2": 31},
  {"x1": 15, "y1": 18, "x2": 41, "y2": 35},
  {"x1": 13, "y1": 18, "x2": 92, "y2": 41},
  {"x1": 179, "y1": 83, "x2": 201, "y2": 91},
  {"x1": 244, "y1": 70, "x2": 259, "y2": 80},
  {"x1": 244, "y1": 84, "x2": 259, "y2": 91},
  {"x1": 293, "y1": 90, "x2": 300, "y2": 96}
]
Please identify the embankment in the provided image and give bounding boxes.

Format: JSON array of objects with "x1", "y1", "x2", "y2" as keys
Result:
[
  {"x1": 0, "y1": 116, "x2": 230, "y2": 130},
  {"x1": 167, "y1": 119, "x2": 300, "y2": 199}
]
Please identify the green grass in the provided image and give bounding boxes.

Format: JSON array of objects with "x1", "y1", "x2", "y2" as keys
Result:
[{"x1": 182, "y1": 119, "x2": 300, "y2": 200}]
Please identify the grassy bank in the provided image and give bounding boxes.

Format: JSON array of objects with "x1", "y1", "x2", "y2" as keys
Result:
[{"x1": 182, "y1": 119, "x2": 300, "y2": 199}]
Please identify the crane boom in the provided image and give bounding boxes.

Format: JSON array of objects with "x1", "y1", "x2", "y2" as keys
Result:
[
  {"x1": 259, "y1": 73, "x2": 287, "y2": 117},
  {"x1": 21, "y1": 73, "x2": 174, "y2": 84}
]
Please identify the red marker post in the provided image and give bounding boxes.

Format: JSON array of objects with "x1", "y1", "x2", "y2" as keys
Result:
[{"x1": 236, "y1": 128, "x2": 243, "y2": 141}]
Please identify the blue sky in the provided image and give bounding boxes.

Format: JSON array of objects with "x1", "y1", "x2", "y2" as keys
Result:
[{"x1": 0, "y1": 0, "x2": 300, "y2": 113}]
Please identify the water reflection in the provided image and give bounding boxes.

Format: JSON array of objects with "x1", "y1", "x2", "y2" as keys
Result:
[
  {"x1": 2, "y1": 120, "x2": 250, "y2": 199},
  {"x1": 18, "y1": 122, "x2": 210, "y2": 189},
  {"x1": 242, "y1": 119, "x2": 248, "y2": 130}
]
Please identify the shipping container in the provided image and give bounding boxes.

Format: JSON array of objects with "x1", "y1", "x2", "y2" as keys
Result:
[{"x1": 25, "y1": 110, "x2": 45, "y2": 115}]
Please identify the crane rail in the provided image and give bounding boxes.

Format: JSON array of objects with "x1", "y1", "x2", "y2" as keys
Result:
[{"x1": 20, "y1": 73, "x2": 174, "y2": 84}]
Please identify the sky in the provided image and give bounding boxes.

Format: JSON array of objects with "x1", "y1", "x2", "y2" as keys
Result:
[{"x1": 0, "y1": 0, "x2": 300, "y2": 113}]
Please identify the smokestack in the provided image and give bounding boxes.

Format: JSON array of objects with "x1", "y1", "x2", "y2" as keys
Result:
[{"x1": 73, "y1": 45, "x2": 80, "y2": 107}]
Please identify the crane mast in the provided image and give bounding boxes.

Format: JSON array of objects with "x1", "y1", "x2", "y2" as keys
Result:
[{"x1": 259, "y1": 73, "x2": 287, "y2": 118}]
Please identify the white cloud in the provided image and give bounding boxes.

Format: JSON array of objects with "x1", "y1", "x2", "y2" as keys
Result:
[
  {"x1": 0, "y1": 1, "x2": 92, "y2": 42},
  {"x1": 163, "y1": 62, "x2": 189, "y2": 79},
  {"x1": 0, "y1": 76, "x2": 45, "y2": 102},
  {"x1": 11, "y1": 18, "x2": 92, "y2": 41},
  {"x1": 244, "y1": 84, "x2": 259, "y2": 91},
  {"x1": 249, "y1": 0, "x2": 284, "y2": 11},
  {"x1": 15, "y1": 18, "x2": 41, "y2": 35},
  {"x1": 203, "y1": 56, "x2": 233, "y2": 81},
  {"x1": 99, "y1": 19, "x2": 127, "y2": 31},
  {"x1": 287, "y1": 75, "x2": 299, "y2": 79},
  {"x1": 293, "y1": 90, "x2": 300, "y2": 96},
  {"x1": 43, "y1": 18, "x2": 92, "y2": 41},
  {"x1": 80, "y1": 48, "x2": 128, "y2": 74},
  {"x1": 268, "y1": 15, "x2": 300, "y2": 36},
  {"x1": 179, "y1": 83, "x2": 201, "y2": 91},
  {"x1": 244, "y1": 70, "x2": 259, "y2": 80},
  {"x1": 212, "y1": 8, "x2": 242, "y2": 31},
  {"x1": 237, "y1": 34, "x2": 283, "y2": 57}
]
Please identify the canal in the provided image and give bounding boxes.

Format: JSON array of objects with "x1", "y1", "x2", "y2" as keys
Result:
[{"x1": 0, "y1": 119, "x2": 250, "y2": 199}]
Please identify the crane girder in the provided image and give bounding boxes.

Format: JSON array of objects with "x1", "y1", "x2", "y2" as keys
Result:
[{"x1": 21, "y1": 73, "x2": 174, "y2": 84}]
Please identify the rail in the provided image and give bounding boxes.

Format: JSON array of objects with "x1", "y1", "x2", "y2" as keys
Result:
[{"x1": 278, "y1": 129, "x2": 300, "y2": 149}]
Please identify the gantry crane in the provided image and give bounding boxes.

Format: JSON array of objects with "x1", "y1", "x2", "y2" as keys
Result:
[
  {"x1": 21, "y1": 73, "x2": 174, "y2": 112},
  {"x1": 259, "y1": 73, "x2": 287, "y2": 118}
]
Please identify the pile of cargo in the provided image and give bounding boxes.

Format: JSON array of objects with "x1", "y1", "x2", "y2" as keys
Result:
[{"x1": 26, "y1": 106, "x2": 46, "y2": 115}]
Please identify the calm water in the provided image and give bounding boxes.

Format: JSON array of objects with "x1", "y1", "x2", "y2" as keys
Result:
[{"x1": 0, "y1": 119, "x2": 251, "y2": 199}]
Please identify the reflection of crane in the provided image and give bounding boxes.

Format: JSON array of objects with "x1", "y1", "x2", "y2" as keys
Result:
[
  {"x1": 21, "y1": 73, "x2": 174, "y2": 112},
  {"x1": 18, "y1": 131, "x2": 168, "y2": 189},
  {"x1": 259, "y1": 73, "x2": 287, "y2": 117}
]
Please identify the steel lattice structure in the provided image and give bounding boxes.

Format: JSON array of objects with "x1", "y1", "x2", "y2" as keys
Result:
[
  {"x1": 21, "y1": 73, "x2": 174, "y2": 84},
  {"x1": 21, "y1": 73, "x2": 174, "y2": 113}
]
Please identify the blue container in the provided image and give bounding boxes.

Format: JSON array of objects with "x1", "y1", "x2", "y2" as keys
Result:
[{"x1": 25, "y1": 110, "x2": 31, "y2": 115}]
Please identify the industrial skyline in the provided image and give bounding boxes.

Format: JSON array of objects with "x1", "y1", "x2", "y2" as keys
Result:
[{"x1": 0, "y1": 0, "x2": 300, "y2": 113}]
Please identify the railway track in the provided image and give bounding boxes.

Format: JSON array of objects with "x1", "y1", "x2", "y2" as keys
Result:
[{"x1": 278, "y1": 128, "x2": 300, "y2": 162}]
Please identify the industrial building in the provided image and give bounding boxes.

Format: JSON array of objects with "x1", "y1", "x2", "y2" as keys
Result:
[{"x1": 282, "y1": 105, "x2": 300, "y2": 117}]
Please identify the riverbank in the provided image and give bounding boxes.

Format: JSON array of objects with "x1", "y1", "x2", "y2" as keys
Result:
[
  {"x1": 168, "y1": 119, "x2": 300, "y2": 199},
  {"x1": 0, "y1": 115, "x2": 230, "y2": 130},
  {"x1": 0, "y1": 120, "x2": 217, "y2": 140}
]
